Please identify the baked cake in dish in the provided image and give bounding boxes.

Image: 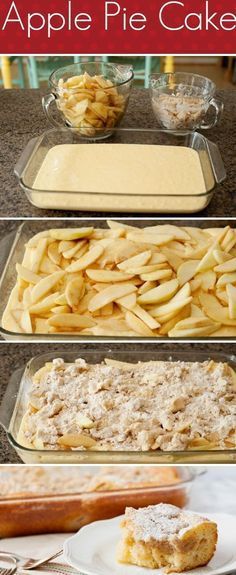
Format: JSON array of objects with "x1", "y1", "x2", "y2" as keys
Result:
[
  {"x1": 117, "y1": 503, "x2": 218, "y2": 572},
  {"x1": 17, "y1": 357, "x2": 236, "y2": 452},
  {"x1": 0, "y1": 466, "x2": 180, "y2": 497}
]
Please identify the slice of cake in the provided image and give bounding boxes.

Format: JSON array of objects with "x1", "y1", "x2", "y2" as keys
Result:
[{"x1": 117, "y1": 503, "x2": 217, "y2": 572}]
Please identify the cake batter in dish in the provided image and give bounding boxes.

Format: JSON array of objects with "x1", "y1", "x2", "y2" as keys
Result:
[{"x1": 31, "y1": 144, "x2": 213, "y2": 212}]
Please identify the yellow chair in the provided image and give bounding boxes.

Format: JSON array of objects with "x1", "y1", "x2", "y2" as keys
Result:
[
  {"x1": 164, "y1": 56, "x2": 174, "y2": 73},
  {"x1": 0, "y1": 56, "x2": 25, "y2": 88}
]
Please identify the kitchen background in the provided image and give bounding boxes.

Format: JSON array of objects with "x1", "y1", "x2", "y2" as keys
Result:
[{"x1": 1, "y1": 55, "x2": 236, "y2": 89}]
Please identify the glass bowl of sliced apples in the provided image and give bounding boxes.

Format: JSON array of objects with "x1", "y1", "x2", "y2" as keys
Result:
[{"x1": 42, "y1": 61, "x2": 134, "y2": 140}]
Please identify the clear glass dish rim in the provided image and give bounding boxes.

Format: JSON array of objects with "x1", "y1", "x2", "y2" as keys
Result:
[
  {"x1": 5, "y1": 349, "x2": 236, "y2": 457},
  {"x1": 18, "y1": 127, "x2": 217, "y2": 198}
]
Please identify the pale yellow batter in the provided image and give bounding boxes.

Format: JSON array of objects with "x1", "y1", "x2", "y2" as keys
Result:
[{"x1": 31, "y1": 144, "x2": 214, "y2": 213}]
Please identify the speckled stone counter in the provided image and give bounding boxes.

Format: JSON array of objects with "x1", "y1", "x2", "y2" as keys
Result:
[
  {"x1": 0, "y1": 87, "x2": 235, "y2": 217},
  {"x1": 0, "y1": 341, "x2": 234, "y2": 463}
]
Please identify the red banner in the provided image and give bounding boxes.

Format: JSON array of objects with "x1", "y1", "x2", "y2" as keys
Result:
[{"x1": 0, "y1": 0, "x2": 235, "y2": 54}]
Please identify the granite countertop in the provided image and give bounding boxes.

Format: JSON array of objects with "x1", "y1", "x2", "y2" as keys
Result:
[
  {"x1": 0, "y1": 341, "x2": 234, "y2": 463},
  {"x1": 0, "y1": 87, "x2": 235, "y2": 217}
]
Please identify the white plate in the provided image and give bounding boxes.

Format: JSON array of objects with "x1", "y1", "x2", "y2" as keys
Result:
[{"x1": 64, "y1": 512, "x2": 236, "y2": 575}]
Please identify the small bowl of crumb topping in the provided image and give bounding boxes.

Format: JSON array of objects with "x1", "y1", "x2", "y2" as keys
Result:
[{"x1": 149, "y1": 72, "x2": 223, "y2": 131}]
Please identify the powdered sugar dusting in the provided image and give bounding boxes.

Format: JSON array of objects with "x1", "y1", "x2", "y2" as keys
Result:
[{"x1": 125, "y1": 503, "x2": 207, "y2": 542}]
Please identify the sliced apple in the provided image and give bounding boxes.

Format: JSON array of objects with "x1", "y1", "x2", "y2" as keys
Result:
[
  {"x1": 116, "y1": 293, "x2": 137, "y2": 309},
  {"x1": 66, "y1": 245, "x2": 104, "y2": 272},
  {"x1": 216, "y1": 289, "x2": 228, "y2": 306},
  {"x1": 126, "y1": 232, "x2": 174, "y2": 246},
  {"x1": 31, "y1": 271, "x2": 65, "y2": 304},
  {"x1": 161, "y1": 247, "x2": 184, "y2": 272},
  {"x1": 158, "y1": 305, "x2": 190, "y2": 335},
  {"x1": 184, "y1": 245, "x2": 210, "y2": 261},
  {"x1": 143, "y1": 224, "x2": 191, "y2": 241},
  {"x1": 31, "y1": 238, "x2": 48, "y2": 273},
  {"x1": 190, "y1": 277, "x2": 202, "y2": 292},
  {"x1": 217, "y1": 272, "x2": 236, "y2": 288},
  {"x1": 221, "y1": 228, "x2": 236, "y2": 252},
  {"x1": 177, "y1": 260, "x2": 199, "y2": 286},
  {"x1": 125, "y1": 310, "x2": 154, "y2": 337},
  {"x1": 54, "y1": 293, "x2": 68, "y2": 306},
  {"x1": 130, "y1": 305, "x2": 160, "y2": 330},
  {"x1": 138, "y1": 281, "x2": 157, "y2": 295},
  {"x1": 213, "y1": 249, "x2": 232, "y2": 264},
  {"x1": 140, "y1": 269, "x2": 172, "y2": 282},
  {"x1": 226, "y1": 284, "x2": 236, "y2": 319},
  {"x1": 47, "y1": 241, "x2": 61, "y2": 266},
  {"x1": 117, "y1": 250, "x2": 152, "y2": 271},
  {"x1": 29, "y1": 292, "x2": 61, "y2": 315},
  {"x1": 125, "y1": 263, "x2": 168, "y2": 275},
  {"x1": 198, "y1": 270, "x2": 216, "y2": 291},
  {"x1": 40, "y1": 256, "x2": 60, "y2": 275},
  {"x1": 86, "y1": 269, "x2": 134, "y2": 282},
  {"x1": 169, "y1": 317, "x2": 220, "y2": 338},
  {"x1": 20, "y1": 310, "x2": 33, "y2": 333},
  {"x1": 50, "y1": 227, "x2": 94, "y2": 240},
  {"x1": 195, "y1": 244, "x2": 218, "y2": 273},
  {"x1": 150, "y1": 283, "x2": 191, "y2": 316},
  {"x1": 63, "y1": 239, "x2": 88, "y2": 260},
  {"x1": 149, "y1": 296, "x2": 192, "y2": 319},
  {"x1": 190, "y1": 303, "x2": 206, "y2": 318},
  {"x1": 150, "y1": 253, "x2": 169, "y2": 265},
  {"x1": 48, "y1": 314, "x2": 95, "y2": 329},
  {"x1": 211, "y1": 326, "x2": 236, "y2": 337},
  {"x1": 169, "y1": 324, "x2": 220, "y2": 338},
  {"x1": 34, "y1": 318, "x2": 51, "y2": 333},
  {"x1": 52, "y1": 305, "x2": 71, "y2": 314},
  {"x1": 138, "y1": 279, "x2": 179, "y2": 306},
  {"x1": 58, "y1": 240, "x2": 75, "y2": 254},
  {"x1": 65, "y1": 277, "x2": 85, "y2": 308},
  {"x1": 88, "y1": 283, "x2": 137, "y2": 312},
  {"x1": 16, "y1": 264, "x2": 41, "y2": 285},
  {"x1": 182, "y1": 226, "x2": 210, "y2": 244},
  {"x1": 214, "y1": 257, "x2": 236, "y2": 273},
  {"x1": 107, "y1": 219, "x2": 136, "y2": 232},
  {"x1": 199, "y1": 291, "x2": 236, "y2": 326}
]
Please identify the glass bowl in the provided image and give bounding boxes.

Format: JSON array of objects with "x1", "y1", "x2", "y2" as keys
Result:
[
  {"x1": 42, "y1": 61, "x2": 134, "y2": 140},
  {"x1": 149, "y1": 72, "x2": 223, "y2": 131}
]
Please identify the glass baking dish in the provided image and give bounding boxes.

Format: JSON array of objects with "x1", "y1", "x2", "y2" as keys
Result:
[
  {"x1": 0, "y1": 465, "x2": 198, "y2": 537},
  {"x1": 0, "y1": 218, "x2": 235, "y2": 342},
  {"x1": 0, "y1": 349, "x2": 235, "y2": 464},
  {"x1": 14, "y1": 128, "x2": 226, "y2": 214}
]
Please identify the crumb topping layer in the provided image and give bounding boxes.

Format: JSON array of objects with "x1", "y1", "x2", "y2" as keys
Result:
[{"x1": 21, "y1": 358, "x2": 236, "y2": 451}]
